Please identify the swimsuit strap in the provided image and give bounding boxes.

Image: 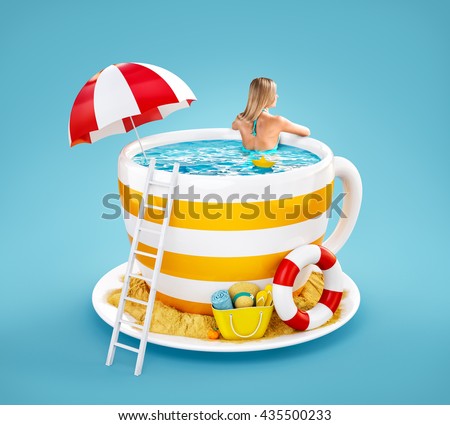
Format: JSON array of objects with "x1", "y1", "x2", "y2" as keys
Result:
[
  {"x1": 251, "y1": 108, "x2": 269, "y2": 136},
  {"x1": 251, "y1": 119, "x2": 258, "y2": 136}
]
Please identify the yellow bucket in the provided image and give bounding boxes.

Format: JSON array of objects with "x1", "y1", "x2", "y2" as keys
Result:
[{"x1": 212, "y1": 305, "x2": 274, "y2": 340}]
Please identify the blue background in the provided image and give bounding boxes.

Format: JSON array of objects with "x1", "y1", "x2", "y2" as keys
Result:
[{"x1": 1, "y1": 0, "x2": 449, "y2": 405}]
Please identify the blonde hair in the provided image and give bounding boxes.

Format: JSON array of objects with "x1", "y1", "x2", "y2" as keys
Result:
[{"x1": 238, "y1": 77, "x2": 277, "y2": 122}]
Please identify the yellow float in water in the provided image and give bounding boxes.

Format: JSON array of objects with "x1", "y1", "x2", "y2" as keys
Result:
[{"x1": 252, "y1": 155, "x2": 275, "y2": 168}]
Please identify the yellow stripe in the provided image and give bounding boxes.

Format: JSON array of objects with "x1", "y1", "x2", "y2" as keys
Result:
[
  {"x1": 119, "y1": 180, "x2": 333, "y2": 231},
  {"x1": 155, "y1": 293, "x2": 213, "y2": 316},
  {"x1": 131, "y1": 235, "x2": 325, "y2": 281}
]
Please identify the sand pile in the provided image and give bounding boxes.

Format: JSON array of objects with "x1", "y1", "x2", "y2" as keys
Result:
[{"x1": 107, "y1": 272, "x2": 343, "y2": 340}]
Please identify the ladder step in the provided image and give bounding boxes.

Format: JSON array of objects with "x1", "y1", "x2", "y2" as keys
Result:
[
  {"x1": 115, "y1": 342, "x2": 139, "y2": 353},
  {"x1": 128, "y1": 273, "x2": 152, "y2": 283},
  {"x1": 144, "y1": 204, "x2": 166, "y2": 211},
  {"x1": 120, "y1": 319, "x2": 144, "y2": 329},
  {"x1": 125, "y1": 296, "x2": 148, "y2": 306},
  {"x1": 134, "y1": 250, "x2": 157, "y2": 259},
  {"x1": 149, "y1": 181, "x2": 172, "y2": 188},
  {"x1": 139, "y1": 227, "x2": 161, "y2": 235}
]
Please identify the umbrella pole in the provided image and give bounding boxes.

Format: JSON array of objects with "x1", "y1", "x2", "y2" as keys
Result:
[{"x1": 130, "y1": 117, "x2": 149, "y2": 163}]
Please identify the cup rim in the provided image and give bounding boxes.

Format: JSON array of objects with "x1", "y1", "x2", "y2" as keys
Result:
[{"x1": 119, "y1": 128, "x2": 334, "y2": 180}]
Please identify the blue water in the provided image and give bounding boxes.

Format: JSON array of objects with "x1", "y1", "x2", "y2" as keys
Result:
[{"x1": 133, "y1": 139, "x2": 321, "y2": 175}]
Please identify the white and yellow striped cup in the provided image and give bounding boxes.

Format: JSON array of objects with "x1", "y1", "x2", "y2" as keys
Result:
[{"x1": 118, "y1": 128, "x2": 362, "y2": 315}]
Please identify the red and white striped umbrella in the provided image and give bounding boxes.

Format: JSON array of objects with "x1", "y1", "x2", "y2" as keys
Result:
[{"x1": 69, "y1": 62, "x2": 196, "y2": 148}]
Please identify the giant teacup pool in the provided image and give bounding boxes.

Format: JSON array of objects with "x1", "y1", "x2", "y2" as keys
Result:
[{"x1": 118, "y1": 128, "x2": 360, "y2": 315}]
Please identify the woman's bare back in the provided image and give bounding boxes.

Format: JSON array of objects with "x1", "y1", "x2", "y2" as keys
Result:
[{"x1": 232, "y1": 112, "x2": 311, "y2": 151}]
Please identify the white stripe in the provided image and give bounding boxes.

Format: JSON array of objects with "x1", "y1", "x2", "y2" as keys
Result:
[
  {"x1": 136, "y1": 262, "x2": 271, "y2": 303},
  {"x1": 123, "y1": 212, "x2": 327, "y2": 256},
  {"x1": 136, "y1": 63, "x2": 196, "y2": 102},
  {"x1": 323, "y1": 262, "x2": 344, "y2": 292},
  {"x1": 158, "y1": 100, "x2": 190, "y2": 119},
  {"x1": 306, "y1": 303, "x2": 333, "y2": 330},
  {"x1": 119, "y1": 167, "x2": 335, "y2": 201},
  {"x1": 90, "y1": 120, "x2": 126, "y2": 143},
  {"x1": 94, "y1": 65, "x2": 140, "y2": 129},
  {"x1": 286, "y1": 244, "x2": 321, "y2": 269},
  {"x1": 272, "y1": 284, "x2": 297, "y2": 321}
]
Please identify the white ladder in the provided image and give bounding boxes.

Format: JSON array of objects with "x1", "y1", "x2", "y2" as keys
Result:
[{"x1": 106, "y1": 158, "x2": 179, "y2": 376}]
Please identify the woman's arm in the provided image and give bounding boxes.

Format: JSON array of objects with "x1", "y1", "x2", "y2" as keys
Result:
[{"x1": 276, "y1": 116, "x2": 310, "y2": 137}]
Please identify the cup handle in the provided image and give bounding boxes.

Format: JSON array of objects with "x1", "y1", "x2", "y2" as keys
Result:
[
  {"x1": 292, "y1": 156, "x2": 362, "y2": 292},
  {"x1": 323, "y1": 156, "x2": 363, "y2": 253}
]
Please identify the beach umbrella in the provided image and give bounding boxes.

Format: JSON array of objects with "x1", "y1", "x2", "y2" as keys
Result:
[{"x1": 68, "y1": 62, "x2": 196, "y2": 158}]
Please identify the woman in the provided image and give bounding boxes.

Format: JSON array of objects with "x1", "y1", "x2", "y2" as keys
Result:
[{"x1": 232, "y1": 77, "x2": 310, "y2": 152}]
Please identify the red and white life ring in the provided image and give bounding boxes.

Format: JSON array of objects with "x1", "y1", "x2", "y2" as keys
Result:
[{"x1": 273, "y1": 244, "x2": 343, "y2": 331}]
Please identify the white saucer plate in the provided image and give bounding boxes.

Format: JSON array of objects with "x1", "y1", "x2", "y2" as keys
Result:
[{"x1": 92, "y1": 262, "x2": 360, "y2": 352}]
